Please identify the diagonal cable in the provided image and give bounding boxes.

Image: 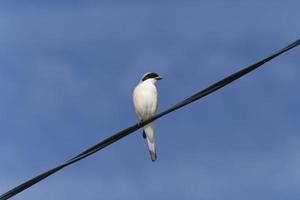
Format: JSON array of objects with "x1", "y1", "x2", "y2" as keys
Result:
[{"x1": 1, "y1": 39, "x2": 299, "y2": 200}]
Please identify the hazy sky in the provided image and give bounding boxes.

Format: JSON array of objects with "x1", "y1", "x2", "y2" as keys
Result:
[{"x1": 0, "y1": 1, "x2": 299, "y2": 200}]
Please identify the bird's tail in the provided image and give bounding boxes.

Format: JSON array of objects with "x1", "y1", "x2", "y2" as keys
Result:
[
  {"x1": 147, "y1": 138, "x2": 157, "y2": 161},
  {"x1": 144, "y1": 123, "x2": 157, "y2": 162}
]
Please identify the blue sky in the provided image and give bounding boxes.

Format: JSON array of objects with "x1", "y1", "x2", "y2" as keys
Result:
[{"x1": 0, "y1": 1, "x2": 299, "y2": 200}]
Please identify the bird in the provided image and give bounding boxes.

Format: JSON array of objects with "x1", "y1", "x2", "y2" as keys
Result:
[{"x1": 133, "y1": 72, "x2": 163, "y2": 161}]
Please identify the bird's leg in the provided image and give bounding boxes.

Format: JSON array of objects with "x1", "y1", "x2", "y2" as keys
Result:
[
  {"x1": 138, "y1": 120, "x2": 147, "y2": 139},
  {"x1": 137, "y1": 119, "x2": 144, "y2": 127}
]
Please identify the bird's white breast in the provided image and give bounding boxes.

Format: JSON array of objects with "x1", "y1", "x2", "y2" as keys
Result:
[{"x1": 133, "y1": 81, "x2": 158, "y2": 120}]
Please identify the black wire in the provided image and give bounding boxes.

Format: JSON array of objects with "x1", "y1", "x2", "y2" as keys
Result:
[{"x1": 1, "y1": 39, "x2": 299, "y2": 200}]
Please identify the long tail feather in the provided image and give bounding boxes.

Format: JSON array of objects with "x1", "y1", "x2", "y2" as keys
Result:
[{"x1": 144, "y1": 123, "x2": 157, "y2": 161}]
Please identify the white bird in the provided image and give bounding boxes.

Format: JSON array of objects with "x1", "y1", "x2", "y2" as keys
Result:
[{"x1": 133, "y1": 72, "x2": 163, "y2": 161}]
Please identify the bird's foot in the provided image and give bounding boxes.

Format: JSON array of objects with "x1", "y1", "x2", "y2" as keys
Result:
[{"x1": 137, "y1": 119, "x2": 144, "y2": 127}]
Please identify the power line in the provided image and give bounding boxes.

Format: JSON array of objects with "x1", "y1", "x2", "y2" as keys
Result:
[{"x1": 1, "y1": 39, "x2": 299, "y2": 200}]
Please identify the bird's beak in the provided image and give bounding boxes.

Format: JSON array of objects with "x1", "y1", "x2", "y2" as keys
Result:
[{"x1": 156, "y1": 76, "x2": 163, "y2": 80}]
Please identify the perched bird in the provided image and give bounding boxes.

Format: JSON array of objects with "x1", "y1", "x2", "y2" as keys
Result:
[{"x1": 133, "y1": 72, "x2": 163, "y2": 161}]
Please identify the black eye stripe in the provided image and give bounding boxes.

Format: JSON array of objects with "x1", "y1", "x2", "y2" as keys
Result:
[{"x1": 142, "y1": 72, "x2": 159, "y2": 81}]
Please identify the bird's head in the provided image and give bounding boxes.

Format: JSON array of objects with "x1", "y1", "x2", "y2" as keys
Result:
[{"x1": 140, "y1": 72, "x2": 163, "y2": 84}]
